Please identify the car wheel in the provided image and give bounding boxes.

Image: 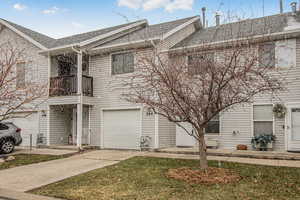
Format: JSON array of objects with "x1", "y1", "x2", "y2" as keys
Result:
[{"x1": 1, "y1": 140, "x2": 15, "y2": 154}]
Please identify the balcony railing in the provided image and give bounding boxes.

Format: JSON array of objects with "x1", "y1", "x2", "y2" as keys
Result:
[{"x1": 49, "y1": 75, "x2": 93, "y2": 97}]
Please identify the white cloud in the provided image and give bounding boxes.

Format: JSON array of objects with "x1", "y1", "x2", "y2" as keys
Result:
[
  {"x1": 118, "y1": 0, "x2": 143, "y2": 9},
  {"x1": 165, "y1": 0, "x2": 194, "y2": 12},
  {"x1": 117, "y1": 0, "x2": 194, "y2": 12},
  {"x1": 42, "y1": 7, "x2": 59, "y2": 15},
  {"x1": 13, "y1": 3, "x2": 27, "y2": 11},
  {"x1": 143, "y1": 0, "x2": 169, "y2": 10},
  {"x1": 71, "y1": 22, "x2": 85, "y2": 29}
]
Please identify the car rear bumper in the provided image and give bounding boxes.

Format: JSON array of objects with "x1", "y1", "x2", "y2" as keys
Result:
[{"x1": 15, "y1": 138, "x2": 22, "y2": 146}]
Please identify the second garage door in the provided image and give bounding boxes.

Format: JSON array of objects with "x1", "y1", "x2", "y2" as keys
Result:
[
  {"x1": 10, "y1": 113, "x2": 39, "y2": 147},
  {"x1": 103, "y1": 109, "x2": 140, "y2": 150}
]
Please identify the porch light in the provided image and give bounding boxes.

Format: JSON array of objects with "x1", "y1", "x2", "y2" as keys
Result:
[{"x1": 41, "y1": 110, "x2": 47, "y2": 117}]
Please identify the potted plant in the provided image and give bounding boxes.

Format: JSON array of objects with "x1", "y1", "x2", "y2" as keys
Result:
[
  {"x1": 251, "y1": 134, "x2": 276, "y2": 151},
  {"x1": 273, "y1": 104, "x2": 286, "y2": 118}
]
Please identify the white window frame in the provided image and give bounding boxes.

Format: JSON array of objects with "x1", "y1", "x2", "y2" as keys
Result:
[
  {"x1": 110, "y1": 51, "x2": 135, "y2": 76},
  {"x1": 252, "y1": 103, "x2": 275, "y2": 137}
]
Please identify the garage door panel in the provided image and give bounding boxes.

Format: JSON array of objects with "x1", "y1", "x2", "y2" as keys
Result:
[
  {"x1": 103, "y1": 109, "x2": 140, "y2": 150},
  {"x1": 10, "y1": 113, "x2": 38, "y2": 147}
]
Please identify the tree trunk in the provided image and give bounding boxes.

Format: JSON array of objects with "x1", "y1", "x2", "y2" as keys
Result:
[{"x1": 197, "y1": 128, "x2": 208, "y2": 169}]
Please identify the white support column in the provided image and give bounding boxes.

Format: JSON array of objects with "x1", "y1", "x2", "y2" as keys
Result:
[
  {"x1": 76, "y1": 52, "x2": 83, "y2": 148},
  {"x1": 76, "y1": 103, "x2": 83, "y2": 147},
  {"x1": 77, "y1": 52, "x2": 83, "y2": 95}
]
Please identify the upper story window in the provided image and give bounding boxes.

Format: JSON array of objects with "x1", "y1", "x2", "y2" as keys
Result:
[
  {"x1": 188, "y1": 53, "x2": 214, "y2": 74},
  {"x1": 259, "y1": 42, "x2": 275, "y2": 68},
  {"x1": 16, "y1": 62, "x2": 25, "y2": 89},
  {"x1": 111, "y1": 52, "x2": 134, "y2": 75},
  {"x1": 206, "y1": 114, "x2": 220, "y2": 134},
  {"x1": 253, "y1": 105, "x2": 273, "y2": 136}
]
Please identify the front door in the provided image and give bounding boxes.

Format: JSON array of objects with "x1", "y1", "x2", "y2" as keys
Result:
[{"x1": 287, "y1": 107, "x2": 300, "y2": 151}]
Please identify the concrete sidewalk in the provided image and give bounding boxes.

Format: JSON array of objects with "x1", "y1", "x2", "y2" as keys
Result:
[
  {"x1": 145, "y1": 152, "x2": 300, "y2": 168},
  {"x1": 13, "y1": 147, "x2": 77, "y2": 156},
  {"x1": 0, "y1": 150, "x2": 140, "y2": 192},
  {"x1": 0, "y1": 189, "x2": 62, "y2": 200},
  {"x1": 157, "y1": 147, "x2": 300, "y2": 160}
]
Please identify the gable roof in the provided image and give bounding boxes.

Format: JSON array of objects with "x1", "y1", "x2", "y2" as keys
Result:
[
  {"x1": 0, "y1": 18, "x2": 55, "y2": 49},
  {"x1": 48, "y1": 20, "x2": 146, "y2": 48},
  {"x1": 0, "y1": 18, "x2": 146, "y2": 49},
  {"x1": 172, "y1": 12, "x2": 299, "y2": 49},
  {"x1": 96, "y1": 16, "x2": 199, "y2": 48}
]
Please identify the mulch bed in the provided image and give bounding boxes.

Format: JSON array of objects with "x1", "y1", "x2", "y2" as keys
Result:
[{"x1": 166, "y1": 167, "x2": 241, "y2": 185}]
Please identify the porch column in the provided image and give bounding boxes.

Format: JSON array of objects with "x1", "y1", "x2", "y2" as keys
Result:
[
  {"x1": 76, "y1": 52, "x2": 83, "y2": 148},
  {"x1": 76, "y1": 103, "x2": 83, "y2": 147}
]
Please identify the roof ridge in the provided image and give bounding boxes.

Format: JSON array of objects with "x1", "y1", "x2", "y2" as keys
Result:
[
  {"x1": 0, "y1": 18, "x2": 55, "y2": 40},
  {"x1": 205, "y1": 12, "x2": 291, "y2": 29},
  {"x1": 148, "y1": 15, "x2": 199, "y2": 27},
  {"x1": 55, "y1": 19, "x2": 147, "y2": 40}
]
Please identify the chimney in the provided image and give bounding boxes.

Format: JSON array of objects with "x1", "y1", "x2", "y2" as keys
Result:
[
  {"x1": 215, "y1": 11, "x2": 221, "y2": 26},
  {"x1": 202, "y1": 7, "x2": 206, "y2": 28},
  {"x1": 291, "y1": 2, "x2": 297, "y2": 14},
  {"x1": 279, "y1": 0, "x2": 283, "y2": 13}
]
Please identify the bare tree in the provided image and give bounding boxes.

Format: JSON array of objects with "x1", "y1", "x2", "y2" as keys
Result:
[
  {"x1": 0, "y1": 42, "x2": 47, "y2": 121},
  {"x1": 123, "y1": 39, "x2": 285, "y2": 169}
]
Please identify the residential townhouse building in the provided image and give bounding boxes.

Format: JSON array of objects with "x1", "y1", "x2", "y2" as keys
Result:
[{"x1": 1, "y1": 9, "x2": 300, "y2": 152}]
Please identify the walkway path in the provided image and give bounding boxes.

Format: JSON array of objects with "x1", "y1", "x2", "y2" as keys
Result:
[
  {"x1": 144, "y1": 152, "x2": 300, "y2": 168},
  {"x1": 158, "y1": 147, "x2": 300, "y2": 160},
  {"x1": 0, "y1": 150, "x2": 140, "y2": 192},
  {"x1": 0, "y1": 189, "x2": 63, "y2": 200}
]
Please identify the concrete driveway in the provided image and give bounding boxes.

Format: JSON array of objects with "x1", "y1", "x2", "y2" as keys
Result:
[{"x1": 0, "y1": 150, "x2": 141, "y2": 192}]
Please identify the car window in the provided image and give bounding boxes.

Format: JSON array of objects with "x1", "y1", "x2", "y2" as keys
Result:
[{"x1": 0, "y1": 123, "x2": 9, "y2": 130}]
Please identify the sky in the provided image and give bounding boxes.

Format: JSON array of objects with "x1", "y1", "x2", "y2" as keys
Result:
[{"x1": 0, "y1": 0, "x2": 296, "y2": 39}]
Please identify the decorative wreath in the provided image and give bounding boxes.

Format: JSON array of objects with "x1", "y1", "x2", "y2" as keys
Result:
[{"x1": 273, "y1": 104, "x2": 287, "y2": 118}]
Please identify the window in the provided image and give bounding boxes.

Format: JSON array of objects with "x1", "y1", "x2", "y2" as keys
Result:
[
  {"x1": 188, "y1": 53, "x2": 214, "y2": 74},
  {"x1": 253, "y1": 105, "x2": 273, "y2": 136},
  {"x1": 206, "y1": 114, "x2": 220, "y2": 134},
  {"x1": 112, "y1": 52, "x2": 134, "y2": 75},
  {"x1": 16, "y1": 62, "x2": 25, "y2": 88},
  {"x1": 259, "y1": 42, "x2": 275, "y2": 68},
  {"x1": 0, "y1": 123, "x2": 9, "y2": 130}
]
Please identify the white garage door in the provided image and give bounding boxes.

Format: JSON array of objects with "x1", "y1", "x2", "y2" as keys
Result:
[
  {"x1": 10, "y1": 113, "x2": 39, "y2": 147},
  {"x1": 103, "y1": 109, "x2": 140, "y2": 150}
]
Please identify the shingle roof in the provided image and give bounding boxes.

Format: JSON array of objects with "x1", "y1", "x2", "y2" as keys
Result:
[
  {"x1": 173, "y1": 12, "x2": 299, "y2": 49},
  {"x1": 1, "y1": 19, "x2": 144, "y2": 49},
  {"x1": 97, "y1": 16, "x2": 198, "y2": 48},
  {"x1": 48, "y1": 20, "x2": 143, "y2": 48},
  {"x1": 1, "y1": 19, "x2": 55, "y2": 48}
]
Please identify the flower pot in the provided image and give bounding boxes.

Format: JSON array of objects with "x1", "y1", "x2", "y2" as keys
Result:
[
  {"x1": 254, "y1": 142, "x2": 273, "y2": 151},
  {"x1": 237, "y1": 144, "x2": 248, "y2": 150}
]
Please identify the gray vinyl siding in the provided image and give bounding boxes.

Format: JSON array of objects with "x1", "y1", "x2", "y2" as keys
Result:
[
  {"x1": 218, "y1": 105, "x2": 253, "y2": 149},
  {"x1": 158, "y1": 115, "x2": 176, "y2": 148},
  {"x1": 142, "y1": 109, "x2": 155, "y2": 148},
  {"x1": 216, "y1": 38, "x2": 300, "y2": 151},
  {"x1": 89, "y1": 49, "x2": 156, "y2": 147},
  {"x1": 0, "y1": 25, "x2": 49, "y2": 141},
  {"x1": 49, "y1": 106, "x2": 72, "y2": 145}
]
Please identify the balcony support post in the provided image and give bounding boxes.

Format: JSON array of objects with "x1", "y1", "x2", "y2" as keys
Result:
[{"x1": 76, "y1": 52, "x2": 83, "y2": 148}]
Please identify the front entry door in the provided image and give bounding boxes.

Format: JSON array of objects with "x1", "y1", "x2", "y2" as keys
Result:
[{"x1": 287, "y1": 107, "x2": 300, "y2": 151}]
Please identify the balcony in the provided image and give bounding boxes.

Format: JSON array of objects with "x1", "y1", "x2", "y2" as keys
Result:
[{"x1": 49, "y1": 75, "x2": 93, "y2": 97}]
